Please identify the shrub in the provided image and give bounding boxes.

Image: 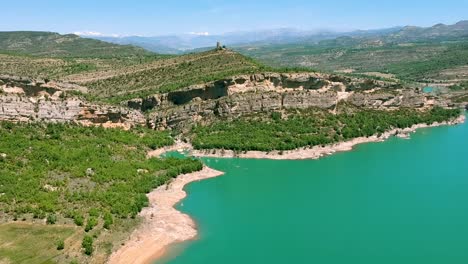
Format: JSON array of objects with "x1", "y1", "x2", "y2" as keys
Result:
[
  {"x1": 103, "y1": 212, "x2": 113, "y2": 229},
  {"x1": 56, "y1": 239, "x2": 65, "y2": 250},
  {"x1": 85, "y1": 216, "x2": 98, "y2": 232},
  {"x1": 82, "y1": 235, "x2": 93, "y2": 255},
  {"x1": 46, "y1": 214, "x2": 57, "y2": 225},
  {"x1": 73, "y1": 214, "x2": 84, "y2": 226}
]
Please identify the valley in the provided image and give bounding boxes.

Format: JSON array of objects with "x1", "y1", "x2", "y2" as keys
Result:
[{"x1": 0, "y1": 17, "x2": 467, "y2": 264}]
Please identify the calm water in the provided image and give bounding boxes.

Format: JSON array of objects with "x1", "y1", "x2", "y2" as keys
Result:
[
  {"x1": 423, "y1": 86, "x2": 435, "y2": 93},
  {"x1": 157, "y1": 112, "x2": 468, "y2": 264}
]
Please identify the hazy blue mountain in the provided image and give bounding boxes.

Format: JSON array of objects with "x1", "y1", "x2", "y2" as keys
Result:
[
  {"x1": 86, "y1": 21, "x2": 467, "y2": 54},
  {"x1": 88, "y1": 27, "x2": 401, "y2": 54}
]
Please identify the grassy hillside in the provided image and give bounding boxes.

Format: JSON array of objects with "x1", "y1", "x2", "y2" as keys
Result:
[
  {"x1": 0, "y1": 122, "x2": 202, "y2": 262},
  {"x1": 238, "y1": 40, "x2": 468, "y2": 83},
  {"x1": 0, "y1": 53, "x2": 166, "y2": 80},
  {"x1": 236, "y1": 21, "x2": 468, "y2": 84},
  {"x1": 0, "y1": 33, "x2": 264, "y2": 104},
  {"x1": 0, "y1": 49, "x2": 263, "y2": 104},
  {"x1": 63, "y1": 49, "x2": 264, "y2": 103},
  {"x1": 0, "y1": 31, "x2": 152, "y2": 57}
]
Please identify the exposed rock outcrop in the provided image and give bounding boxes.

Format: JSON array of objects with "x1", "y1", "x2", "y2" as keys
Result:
[
  {"x1": 0, "y1": 72, "x2": 445, "y2": 131},
  {"x1": 140, "y1": 73, "x2": 431, "y2": 130},
  {"x1": 0, "y1": 75, "x2": 145, "y2": 128},
  {"x1": 129, "y1": 73, "x2": 332, "y2": 112}
]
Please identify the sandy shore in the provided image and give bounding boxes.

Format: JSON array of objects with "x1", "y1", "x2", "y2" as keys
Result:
[
  {"x1": 147, "y1": 141, "x2": 192, "y2": 158},
  {"x1": 107, "y1": 166, "x2": 224, "y2": 264},
  {"x1": 191, "y1": 115, "x2": 466, "y2": 160}
]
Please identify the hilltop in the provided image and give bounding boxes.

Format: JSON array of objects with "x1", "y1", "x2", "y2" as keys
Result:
[
  {"x1": 0, "y1": 32, "x2": 263, "y2": 103},
  {"x1": 66, "y1": 49, "x2": 263, "y2": 103},
  {"x1": 0, "y1": 31, "x2": 152, "y2": 57},
  {"x1": 390, "y1": 20, "x2": 468, "y2": 42}
]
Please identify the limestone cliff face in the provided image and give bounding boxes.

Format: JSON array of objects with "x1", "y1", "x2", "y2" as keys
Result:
[
  {"x1": 127, "y1": 73, "x2": 334, "y2": 112},
  {"x1": 0, "y1": 73, "x2": 435, "y2": 131},
  {"x1": 141, "y1": 73, "x2": 430, "y2": 130},
  {"x1": 0, "y1": 94, "x2": 82, "y2": 122},
  {"x1": 0, "y1": 79, "x2": 145, "y2": 128}
]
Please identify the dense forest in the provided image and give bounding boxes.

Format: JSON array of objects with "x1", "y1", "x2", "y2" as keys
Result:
[
  {"x1": 0, "y1": 122, "x2": 202, "y2": 256},
  {"x1": 192, "y1": 107, "x2": 461, "y2": 151}
]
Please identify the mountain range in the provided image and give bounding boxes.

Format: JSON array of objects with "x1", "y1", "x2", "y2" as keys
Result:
[{"x1": 84, "y1": 21, "x2": 468, "y2": 54}]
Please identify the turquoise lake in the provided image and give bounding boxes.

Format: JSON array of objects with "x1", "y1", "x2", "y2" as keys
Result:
[{"x1": 157, "y1": 112, "x2": 468, "y2": 264}]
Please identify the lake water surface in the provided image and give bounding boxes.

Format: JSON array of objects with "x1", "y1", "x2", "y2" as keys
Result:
[{"x1": 157, "y1": 112, "x2": 468, "y2": 264}]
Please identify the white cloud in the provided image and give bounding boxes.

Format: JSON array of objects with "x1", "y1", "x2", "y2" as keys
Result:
[
  {"x1": 74, "y1": 31, "x2": 104, "y2": 36},
  {"x1": 189, "y1": 31, "x2": 210, "y2": 36},
  {"x1": 73, "y1": 31, "x2": 121, "y2": 37}
]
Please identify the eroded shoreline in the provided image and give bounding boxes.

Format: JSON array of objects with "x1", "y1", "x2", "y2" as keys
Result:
[
  {"x1": 107, "y1": 166, "x2": 224, "y2": 264},
  {"x1": 191, "y1": 115, "x2": 466, "y2": 160}
]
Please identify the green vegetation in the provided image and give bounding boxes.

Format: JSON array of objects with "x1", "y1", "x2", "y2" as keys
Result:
[
  {"x1": 82, "y1": 235, "x2": 93, "y2": 255},
  {"x1": 0, "y1": 53, "x2": 167, "y2": 80},
  {"x1": 0, "y1": 122, "x2": 201, "y2": 219},
  {"x1": 192, "y1": 107, "x2": 461, "y2": 151},
  {"x1": 0, "y1": 32, "x2": 316, "y2": 106},
  {"x1": 85, "y1": 217, "x2": 98, "y2": 232},
  {"x1": 56, "y1": 239, "x2": 65, "y2": 250},
  {"x1": 450, "y1": 81, "x2": 468, "y2": 91},
  {"x1": 237, "y1": 40, "x2": 468, "y2": 83},
  {"x1": 0, "y1": 223, "x2": 76, "y2": 263},
  {"x1": 0, "y1": 31, "x2": 151, "y2": 57},
  {"x1": 0, "y1": 122, "x2": 203, "y2": 261},
  {"x1": 47, "y1": 214, "x2": 57, "y2": 225},
  {"x1": 82, "y1": 49, "x2": 264, "y2": 103}
]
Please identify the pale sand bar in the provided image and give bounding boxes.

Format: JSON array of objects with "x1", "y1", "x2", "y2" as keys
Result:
[{"x1": 108, "y1": 166, "x2": 224, "y2": 264}]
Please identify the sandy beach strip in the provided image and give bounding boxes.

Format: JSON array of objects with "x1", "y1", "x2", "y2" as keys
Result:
[
  {"x1": 191, "y1": 115, "x2": 466, "y2": 160},
  {"x1": 107, "y1": 166, "x2": 224, "y2": 264},
  {"x1": 147, "y1": 141, "x2": 192, "y2": 158}
]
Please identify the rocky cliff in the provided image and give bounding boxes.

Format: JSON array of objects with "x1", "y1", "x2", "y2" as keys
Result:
[
  {"x1": 0, "y1": 77, "x2": 145, "y2": 128},
  {"x1": 0, "y1": 72, "x2": 450, "y2": 131},
  {"x1": 139, "y1": 73, "x2": 435, "y2": 130}
]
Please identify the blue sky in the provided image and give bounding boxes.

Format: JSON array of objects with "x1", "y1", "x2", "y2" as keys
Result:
[{"x1": 1, "y1": 0, "x2": 467, "y2": 36}]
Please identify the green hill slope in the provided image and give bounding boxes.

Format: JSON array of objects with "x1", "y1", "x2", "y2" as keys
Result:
[
  {"x1": 72, "y1": 49, "x2": 263, "y2": 102},
  {"x1": 237, "y1": 21, "x2": 468, "y2": 83},
  {"x1": 0, "y1": 31, "x2": 152, "y2": 57}
]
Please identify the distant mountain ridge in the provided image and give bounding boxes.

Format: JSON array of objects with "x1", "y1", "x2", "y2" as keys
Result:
[
  {"x1": 87, "y1": 27, "x2": 403, "y2": 54},
  {"x1": 84, "y1": 20, "x2": 467, "y2": 54},
  {"x1": 0, "y1": 31, "x2": 152, "y2": 57},
  {"x1": 390, "y1": 20, "x2": 468, "y2": 41}
]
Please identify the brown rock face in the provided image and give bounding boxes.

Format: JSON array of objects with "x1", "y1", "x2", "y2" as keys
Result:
[
  {"x1": 1, "y1": 73, "x2": 435, "y2": 131},
  {"x1": 0, "y1": 94, "x2": 145, "y2": 128},
  {"x1": 142, "y1": 73, "x2": 430, "y2": 130},
  {"x1": 0, "y1": 75, "x2": 144, "y2": 128},
  {"x1": 128, "y1": 73, "x2": 330, "y2": 111}
]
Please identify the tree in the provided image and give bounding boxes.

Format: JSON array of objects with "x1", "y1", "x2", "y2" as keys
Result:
[
  {"x1": 103, "y1": 212, "x2": 113, "y2": 229},
  {"x1": 46, "y1": 214, "x2": 57, "y2": 225},
  {"x1": 85, "y1": 216, "x2": 98, "y2": 232},
  {"x1": 56, "y1": 239, "x2": 65, "y2": 250},
  {"x1": 82, "y1": 235, "x2": 93, "y2": 255}
]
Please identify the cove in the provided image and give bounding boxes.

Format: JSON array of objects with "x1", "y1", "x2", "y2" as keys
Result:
[{"x1": 157, "y1": 113, "x2": 468, "y2": 264}]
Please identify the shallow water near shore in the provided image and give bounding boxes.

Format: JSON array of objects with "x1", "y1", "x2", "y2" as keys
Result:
[{"x1": 157, "y1": 113, "x2": 468, "y2": 264}]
